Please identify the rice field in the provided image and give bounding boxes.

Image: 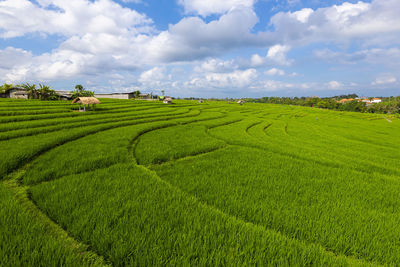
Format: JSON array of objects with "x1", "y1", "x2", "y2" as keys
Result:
[{"x1": 1, "y1": 98, "x2": 400, "y2": 266}]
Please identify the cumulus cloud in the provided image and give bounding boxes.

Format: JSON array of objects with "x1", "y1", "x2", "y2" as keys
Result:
[
  {"x1": 139, "y1": 67, "x2": 166, "y2": 82},
  {"x1": 188, "y1": 69, "x2": 257, "y2": 88},
  {"x1": 178, "y1": 0, "x2": 255, "y2": 16},
  {"x1": 268, "y1": 0, "x2": 400, "y2": 46},
  {"x1": 326, "y1": 80, "x2": 343, "y2": 89},
  {"x1": 372, "y1": 75, "x2": 397, "y2": 85},
  {"x1": 0, "y1": 0, "x2": 153, "y2": 38},
  {"x1": 195, "y1": 58, "x2": 237, "y2": 73},
  {"x1": 265, "y1": 68, "x2": 285, "y2": 76},
  {"x1": 0, "y1": 47, "x2": 32, "y2": 69}
]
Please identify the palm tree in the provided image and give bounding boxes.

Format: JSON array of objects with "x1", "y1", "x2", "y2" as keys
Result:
[
  {"x1": 72, "y1": 84, "x2": 94, "y2": 99},
  {"x1": 21, "y1": 83, "x2": 38, "y2": 99},
  {"x1": 39, "y1": 84, "x2": 51, "y2": 100}
]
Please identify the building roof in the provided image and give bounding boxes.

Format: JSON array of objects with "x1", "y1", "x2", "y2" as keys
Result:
[
  {"x1": 8, "y1": 87, "x2": 27, "y2": 92},
  {"x1": 72, "y1": 97, "x2": 101, "y2": 104},
  {"x1": 339, "y1": 98, "x2": 354, "y2": 103}
]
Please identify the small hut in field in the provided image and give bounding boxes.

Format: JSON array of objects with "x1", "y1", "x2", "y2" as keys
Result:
[
  {"x1": 163, "y1": 97, "x2": 172, "y2": 104},
  {"x1": 72, "y1": 97, "x2": 101, "y2": 111},
  {"x1": 237, "y1": 100, "x2": 245, "y2": 105}
]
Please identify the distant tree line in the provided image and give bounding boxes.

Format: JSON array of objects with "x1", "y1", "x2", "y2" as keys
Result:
[
  {"x1": 246, "y1": 94, "x2": 400, "y2": 114},
  {"x1": 1, "y1": 83, "x2": 94, "y2": 101}
]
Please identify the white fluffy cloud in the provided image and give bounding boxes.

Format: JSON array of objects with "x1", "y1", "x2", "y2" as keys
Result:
[
  {"x1": 268, "y1": 0, "x2": 400, "y2": 46},
  {"x1": 188, "y1": 69, "x2": 257, "y2": 88},
  {"x1": 178, "y1": 0, "x2": 255, "y2": 16},
  {"x1": 265, "y1": 68, "x2": 285, "y2": 76},
  {"x1": 0, "y1": 47, "x2": 32, "y2": 69},
  {"x1": 326, "y1": 81, "x2": 343, "y2": 89},
  {"x1": 0, "y1": 0, "x2": 152, "y2": 38},
  {"x1": 195, "y1": 58, "x2": 237, "y2": 73},
  {"x1": 372, "y1": 75, "x2": 397, "y2": 86}
]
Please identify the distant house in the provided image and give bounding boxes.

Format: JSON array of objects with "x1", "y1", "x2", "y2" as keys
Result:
[
  {"x1": 339, "y1": 97, "x2": 382, "y2": 105},
  {"x1": 94, "y1": 92, "x2": 136, "y2": 99},
  {"x1": 55, "y1": 90, "x2": 73, "y2": 100},
  {"x1": 358, "y1": 98, "x2": 382, "y2": 104},
  {"x1": 237, "y1": 100, "x2": 245, "y2": 105},
  {"x1": 138, "y1": 93, "x2": 153, "y2": 100},
  {"x1": 338, "y1": 98, "x2": 355, "y2": 103},
  {"x1": 1, "y1": 87, "x2": 29, "y2": 99}
]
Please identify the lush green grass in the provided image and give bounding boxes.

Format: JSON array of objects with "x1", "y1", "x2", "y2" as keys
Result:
[
  {"x1": 1, "y1": 98, "x2": 399, "y2": 265},
  {"x1": 0, "y1": 181, "x2": 106, "y2": 267}
]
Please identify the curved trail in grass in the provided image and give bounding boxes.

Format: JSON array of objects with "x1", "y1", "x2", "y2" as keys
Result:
[
  {"x1": 1, "y1": 109, "x2": 207, "y2": 265},
  {"x1": 219, "y1": 119, "x2": 400, "y2": 179},
  {"x1": 3, "y1": 108, "x2": 234, "y2": 265},
  {"x1": 2, "y1": 165, "x2": 110, "y2": 266},
  {"x1": 1, "y1": 109, "x2": 201, "y2": 177},
  {"x1": 1, "y1": 102, "x2": 392, "y2": 265},
  {"x1": 129, "y1": 121, "x2": 377, "y2": 266}
]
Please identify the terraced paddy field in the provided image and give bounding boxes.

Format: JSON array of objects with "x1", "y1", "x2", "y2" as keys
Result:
[{"x1": 1, "y1": 98, "x2": 400, "y2": 266}]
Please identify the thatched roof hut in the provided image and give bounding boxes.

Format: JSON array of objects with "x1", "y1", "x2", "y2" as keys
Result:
[
  {"x1": 72, "y1": 97, "x2": 101, "y2": 111},
  {"x1": 163, "y1": 97, "x2": 172, "y2": 104},
  {"x1": 72, "y1": 97, "x2": 101, "y2": 104}
]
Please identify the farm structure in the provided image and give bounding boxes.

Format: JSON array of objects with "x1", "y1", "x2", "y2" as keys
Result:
[
  {"x1": 163, "y1": 97, "x2": 173, "y2": 104},
  {"x1": 72, "y1": 97, "x2": 101, "y2": 111},
  {"x1": 94, "y1": 92, "x2": 136, "y2": 99},
  {"x1": 1, "y1": 87, "x2": 29, "y2": 99},
  {"x1": 339, "y1": 98, "x2": 382, "y2": 104}
]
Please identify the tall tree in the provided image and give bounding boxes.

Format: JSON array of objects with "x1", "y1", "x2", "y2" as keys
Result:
[
  {"x1": 71, "y1": 84, "x2": 94, "y2": 99},
  {"x1": 38, "y1": 84, "x2": 59, "y2": 100},
  {"x1": 39, "y1": 84, "x2": 50, "y2": 100},
  {"x1": 21, "y1": 83, "x2": 38, "y2": 99}
]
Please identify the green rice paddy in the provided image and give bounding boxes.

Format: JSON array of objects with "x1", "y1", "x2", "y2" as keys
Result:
[{"x1": 1, "y1": 98, "x2": 400, "y2": 266}]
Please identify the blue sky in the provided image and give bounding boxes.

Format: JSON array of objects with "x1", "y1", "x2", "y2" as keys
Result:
[{"x1": 0, "y1": 0, "x2": 399, "y2": 97}]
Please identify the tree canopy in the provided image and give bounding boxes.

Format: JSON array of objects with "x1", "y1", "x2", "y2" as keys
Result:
[{"x1": 71, "y1": 85, "x2": 94, "y2": 99}]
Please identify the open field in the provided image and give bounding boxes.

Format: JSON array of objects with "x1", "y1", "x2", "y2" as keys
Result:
[{"x1": 1, "y1": 98, "x2": 400, "y2": 266}]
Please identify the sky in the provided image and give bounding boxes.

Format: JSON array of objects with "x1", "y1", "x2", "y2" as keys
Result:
[{"x1": 0, "y1": 0, "x2": 399, "y2": 98}]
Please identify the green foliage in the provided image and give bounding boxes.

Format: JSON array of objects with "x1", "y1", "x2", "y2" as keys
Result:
[
  {"x1": 21, "y1": 83, "x2": 38, "y2": 99},
  {"x1": 18, "y1": 83, "x2": 60, "y2": 100},
  {"x1": 71, "y1": 84, "x2": 94, "y2": 99},
  {"x1": 0, "y1": 83, "x2": 13, "y2": 94},
  {"x1": 133, "y1": 90, "x2": 141, "y2": 98},
  {"x1": 251, "y1": 95, "x2": 400, "y2": 114},
  {"x1": 0, "y1": 183, "x2": 106, "y2": 266}
]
